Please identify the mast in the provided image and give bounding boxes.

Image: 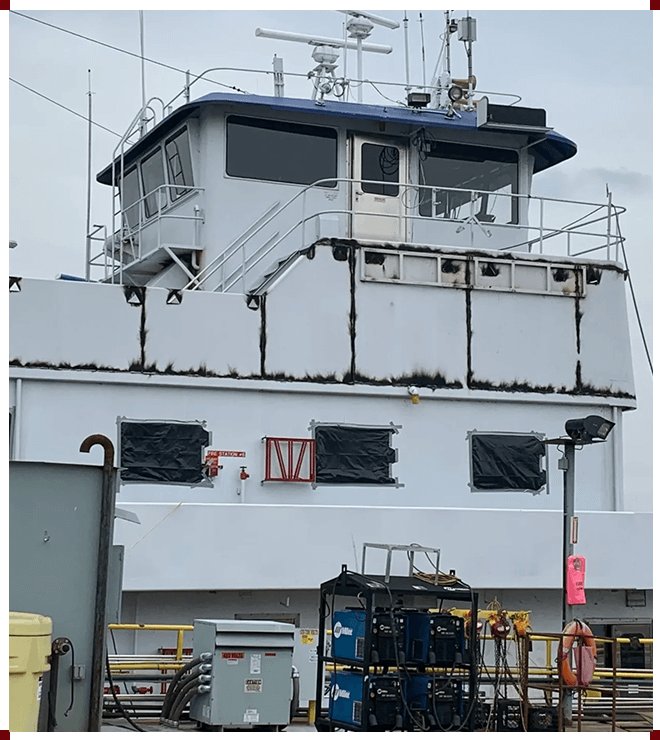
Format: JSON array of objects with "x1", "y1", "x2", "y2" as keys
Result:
[{"x1": 85, "y1": 70, "x2": 92, "y2": 282}]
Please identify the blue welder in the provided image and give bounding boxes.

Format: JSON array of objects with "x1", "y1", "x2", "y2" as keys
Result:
[
  {"x1": 329, "y1": 671, "x2": 404, "y2": 730},
  {"x1": 332, "y1": 608, "x2": 406, "y2": 665},
  {"x1": 403, "y1": 674, "x2": 463, "y2": 730},
  {"x1": 406, "y1": 612, "x2": 465, "y2": 666}
]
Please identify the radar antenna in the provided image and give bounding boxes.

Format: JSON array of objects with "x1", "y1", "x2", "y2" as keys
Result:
[{"x1": 254, "y1": 10, "x2": 399, "y2": 102}]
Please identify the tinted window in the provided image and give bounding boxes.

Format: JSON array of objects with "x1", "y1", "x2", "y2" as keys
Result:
[
  {"x1": 226, "y1": 116, "x2": 337, "y2": 186},
  {"x1": 419, "y1": 143, "x2": 518, "y2": 223},
  {"x1": 121, "y1": 167, "x2": 141, "y2": 231},
  {"x1": 315, "y1": 425, "x2": 396, "y2": 485},
  {"x1": 141, "y1": 149, "x2": 167, "y2": 218},
  {"x1": 165, "y1": 128, "x2": 194, "y2": 200},
  {"x1": 470, "y1": 433, "x2": 546, "y2": 492},
  {"x1": 120, "y1": 420, "x2": 210, "y2": 484},
  {"x1": 361, "y1": 144, "x2": 400, "y2": 196}
]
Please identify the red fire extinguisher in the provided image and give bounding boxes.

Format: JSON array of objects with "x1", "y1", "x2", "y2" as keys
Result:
[{"x1": 566, "y1": 555, "x2": 587, "y2": 605}]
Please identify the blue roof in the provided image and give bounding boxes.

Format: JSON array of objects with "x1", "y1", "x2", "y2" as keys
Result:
[{"x1": 97, "y1": 92, "x2": 576, "y2": 184}]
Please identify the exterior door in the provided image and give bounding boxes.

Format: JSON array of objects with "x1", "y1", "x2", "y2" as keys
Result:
[{"x1": 351, "y1": 136, "x2": 405, "y2": 242}]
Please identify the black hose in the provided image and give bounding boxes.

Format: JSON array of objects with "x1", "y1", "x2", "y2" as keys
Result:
[
  {"x1": 159, "y1": 656, "x2": 205, "y2": 719},
  {"x1": 169, "y1": 681, "x2": 202, "y2": 724},
  {"x1": 105, "y1": 653, "x2": 145, "y2": 732},
  {"x1": 163, "y1": 667, "x2": 203, "y2": 719}
]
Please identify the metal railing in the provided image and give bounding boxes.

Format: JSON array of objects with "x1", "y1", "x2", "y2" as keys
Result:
[
  {"x1": 95, "y1": 184, "x2": 205, "y2": 284},
  {"x1": 186, "y1": 177, "x2": 625, "y2": 295}
]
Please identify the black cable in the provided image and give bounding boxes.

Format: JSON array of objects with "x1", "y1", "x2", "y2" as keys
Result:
[
  {"x1": 164, "y1": 666, "x2": 203, "y2": 719},
  {"x1": 10, "y1": 10, "x2": 249, "y2": 95},
  {"x1": 9, "y1": 77, "x2": 121, "y2": 137},
  {"x1": 63, "y1": 640, "x2": 75, "y2": 717},
  {"x1": 105, "y1": 653, "x2": 146, "y2": 732},
  {"x1": 346, "y1": 570, "x2": 425, "y2": 732},
  {"x1": 109, "y1": 629, "x2": 138, "y2": 714},
  {"x1": 169, "y1": 679, "x2": 202, "y2": 723},
  {"x1": 160, "y1": 656, "x2": 205, "y2": 719},
  {"x1": 614, "y1": 208, "x2": 652, "y2": 374}
]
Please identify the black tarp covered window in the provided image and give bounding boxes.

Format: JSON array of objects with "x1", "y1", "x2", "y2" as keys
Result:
[
  {"x1": 314, "y1": 425, "x2": 396, "y2": 485},
  {"x1": 120, "y1": 420, "x2": 210, "y2": 484},
  {"x1": 470, "y1": 433, "x2": 546, "y2": 492}
]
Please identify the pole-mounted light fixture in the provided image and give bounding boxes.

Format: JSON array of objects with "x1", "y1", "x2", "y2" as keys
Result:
[{"x1": 564, "y1": 415, "x2": 615, "y2": 444}]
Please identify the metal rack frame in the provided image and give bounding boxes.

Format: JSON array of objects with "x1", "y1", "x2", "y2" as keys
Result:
[{"x1": 314, "y1": 565, "x2": 479, "y2": 732}]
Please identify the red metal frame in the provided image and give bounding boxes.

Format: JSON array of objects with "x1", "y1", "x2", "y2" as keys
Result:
[{"x1": 264, "y1": 437, "x2": 315, "y2": 483}]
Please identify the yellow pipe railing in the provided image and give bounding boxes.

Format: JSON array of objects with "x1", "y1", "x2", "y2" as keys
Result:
[
  {"x1": 106, "y1": 624, "x2": 653, "y2": 682},
  {"x1": 108, "y1": 623, "x2": 193, "y2": 662}
]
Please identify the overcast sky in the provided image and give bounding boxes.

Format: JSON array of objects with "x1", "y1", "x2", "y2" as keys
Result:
[{"x1": 7, "y1": 9, "x2": 653, "y2": 511}]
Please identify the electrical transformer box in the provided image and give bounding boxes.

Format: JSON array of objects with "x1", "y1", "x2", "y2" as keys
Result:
[{"x1": 189, "y1": 619, "x2": 294, "y2": 730}]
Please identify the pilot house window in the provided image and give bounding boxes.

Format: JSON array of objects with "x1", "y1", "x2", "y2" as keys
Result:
[
  {"x1": 141, "y1": 149, "x2": 167, "y2": 218},
  {"x1": 121, "y1": 167, "x2": 141, "y2": 231},
  {"x1": 166, "y1": 128, "x2": 194, "y2": 200},
  {"x1": 226, "y1": 116, "x2": 337, "y2": 186},
  {"x1": 419, "y1": 143, "x2": 518, "y2": 224}
]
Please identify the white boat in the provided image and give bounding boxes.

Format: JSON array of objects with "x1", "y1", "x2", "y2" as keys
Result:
[{"x1": 9, "y1": 10, "x2": 652, "y2": 707}]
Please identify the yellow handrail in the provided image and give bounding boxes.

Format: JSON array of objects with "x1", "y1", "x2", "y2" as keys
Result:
[{"x1": 108, "y1": 623, "x2": 193, "y2": 661}]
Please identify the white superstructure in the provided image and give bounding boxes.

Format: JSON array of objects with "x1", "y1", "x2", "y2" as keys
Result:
[{"x1": 9, "y1": 11, "x2": 651, "y2": 701}]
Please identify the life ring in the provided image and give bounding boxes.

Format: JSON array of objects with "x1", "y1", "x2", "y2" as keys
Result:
[{"x1": 558, "y1": 619, "x2": 597, "y2": 687}]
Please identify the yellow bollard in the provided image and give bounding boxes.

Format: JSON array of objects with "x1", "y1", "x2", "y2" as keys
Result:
[{"x1": 308, "y1": 699, "x2": 317, "y2": 725}]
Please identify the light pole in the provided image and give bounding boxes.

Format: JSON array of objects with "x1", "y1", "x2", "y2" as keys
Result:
[{"x1": 545, "y1": 415, "x2": 616, "y2": 726}]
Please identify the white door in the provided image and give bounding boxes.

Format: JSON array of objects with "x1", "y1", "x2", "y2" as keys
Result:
[{"x1": 351, "y1": 136, "x2": 406, "y2": 242}]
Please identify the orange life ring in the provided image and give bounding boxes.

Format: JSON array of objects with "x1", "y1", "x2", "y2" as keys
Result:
[{"x1": 558, "y1": 619, "x2": 597, "y2": 687}]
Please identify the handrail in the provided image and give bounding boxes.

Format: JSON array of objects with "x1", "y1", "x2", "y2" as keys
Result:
[
  {"x1": 187, "y1": 176, "x2": 625, "y2": 294},
  {"x1": 163, "y1": 64, "x2": 524, "y2": 112},
  {"x1": 109, "y1": 168, "x2": 625, "y2": 293},
  {"x1": 101, "y1": 184, "x2": 204, "y2": 283}
]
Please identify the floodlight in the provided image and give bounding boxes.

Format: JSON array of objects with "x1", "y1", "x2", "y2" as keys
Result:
[
  {"x1": 564, "y1": 415, "x2": 615, "y2": 444},
  {"x1": 448, "y1": 85, "x2": 463, "y2": 102},
  {"x1": 407, "y1": 92, "x2": 431, "y2": 108}
]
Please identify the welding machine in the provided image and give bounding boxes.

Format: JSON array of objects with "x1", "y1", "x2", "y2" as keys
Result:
[
  {"x1": 328, "y1": 672, "x2": 403, "y2": 730},
  {"x1": 406, "y1": 612, "x2": 465, "y2": 666}
]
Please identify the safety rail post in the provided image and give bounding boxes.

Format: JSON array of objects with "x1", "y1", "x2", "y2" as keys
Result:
[
  {"x1": 176, "y1": 629, "x2": 185, "y2": 662},
  {"x1": 539, "y1": 198, "x2": 544, "y2": 254},
  {"x1": 611, "y1": 637, "x2": 618, "y2": 732},
  {"x1": 606, "y1": 190, "x2": 612, "y2": 261}
]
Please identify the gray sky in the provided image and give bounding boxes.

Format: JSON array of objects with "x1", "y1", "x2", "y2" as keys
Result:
[{"x1": 8, "y1": 10, "x2": 653, "y2": 510}]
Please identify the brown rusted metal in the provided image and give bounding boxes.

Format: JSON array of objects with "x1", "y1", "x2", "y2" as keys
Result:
[
  {"x1": 522, "y1": 633, "x2": 530, "y2": 732},
  {"x1": 79, "y1": 434, "x2": 115, "y2": 471},
  {"x1": 79, "y1": 433, "x2": 116, "y2": 731},
  {"x1": 611, "y1": 638, "x2": 618, "y2": 732}
]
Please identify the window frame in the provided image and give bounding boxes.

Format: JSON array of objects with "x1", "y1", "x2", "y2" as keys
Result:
[
  {"x1": 309, "y1": 420, "x2": 402, "y2": 488},
  {"x1": 224, "y1": 114, "x2": 339, "y2": 188},
  {"x1": 418, "y1": 142, "x2": 520, "y2": 224},
  {"x1": 117, "y1": 416, "x2": 213, "y2": 487},
  {"x1": 467, "y1": 430, "x2": 546, "y2": 494},
  {"x1": 119, "y1": 165, "x2": 142, "y2": 233},
  {"x1": 140, "y1": 146, "x2": 168, "y2": 220},
  {"x1": 117, "y1": 124, "x2": 196, "y2": 231},
  {"x1": 165, "y1": 126, "x2": 195, "y2": 202},
  {"x1": 360, "y1": 142, "x2": 401, "y2": 197}
]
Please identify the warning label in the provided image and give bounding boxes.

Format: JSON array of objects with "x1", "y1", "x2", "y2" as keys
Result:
[
  {"x1": 222, "y1": 652, "x2": 244, "y2": 661},
  {"x1": 300, "y1": 628, "x2": 318, "y2": 645},
  {"x1": 244, "y1": 678, "x2": 263, "y2": 693}
]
